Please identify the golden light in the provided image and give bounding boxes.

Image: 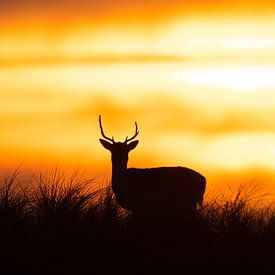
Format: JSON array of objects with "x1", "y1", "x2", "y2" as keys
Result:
[
  {"x1": 220, "y1": 37, "x2": 275, "y2": 50},
  {"x1": 2, "y1": 17, "x2": 275, "y2": 60},
  {"x1": 171, "y1": 66, "x2": 275, "y2": 91},
  {"x1": 155, "y1": 17, "x2": 275, "y2": 56}
]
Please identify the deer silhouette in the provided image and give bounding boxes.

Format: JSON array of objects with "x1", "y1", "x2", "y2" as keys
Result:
[{"x1": 99, "y1": 115, "x2": 206, "y2": 220}]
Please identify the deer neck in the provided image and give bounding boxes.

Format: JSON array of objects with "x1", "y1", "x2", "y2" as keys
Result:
[
  {"x1": 111, "y1": 160, "x2": 128, "y2": 185},
  {"x1": 111, "y1": 159, "x2": 129, "y2": 204}
]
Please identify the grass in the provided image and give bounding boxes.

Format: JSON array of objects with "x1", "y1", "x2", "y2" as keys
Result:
[{"x1": 0, "y1": 170, "x2": 275, "y2": 274}]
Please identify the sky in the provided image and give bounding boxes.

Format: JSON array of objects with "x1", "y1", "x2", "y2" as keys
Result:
[{"x1": 1, "y1": 1, "x2": 275, "y2": 194}]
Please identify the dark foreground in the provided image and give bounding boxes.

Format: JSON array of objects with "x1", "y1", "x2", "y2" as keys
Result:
[{"x1": 0, "y1": 171, "x2": 275, "y2": 274}]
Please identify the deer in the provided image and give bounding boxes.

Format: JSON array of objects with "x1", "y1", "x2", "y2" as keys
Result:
[{"x1": 99, "y1": 115, "x2": 206, "y2": 221}]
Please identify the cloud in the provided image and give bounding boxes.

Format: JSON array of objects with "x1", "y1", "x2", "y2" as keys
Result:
[
  {"x1": 1, "y1": 0, "x2": 271, "y2": 24},
  {"x1": 0, "y1": 1, "x2": 187, "y2": 36},
  {"x1": 0, "y1": 0, "x2": 269, "y2": 9},
  {"x1": 68, "y1": 92, "x2": 275, "y2": 138},
  {"x1": 0, "y1": 1, "x2": 180, "y2": 16}
]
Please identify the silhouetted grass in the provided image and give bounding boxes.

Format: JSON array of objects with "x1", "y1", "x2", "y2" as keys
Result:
[{"x1": 0, "y1": 170, "x2": 275, "y2": 274}]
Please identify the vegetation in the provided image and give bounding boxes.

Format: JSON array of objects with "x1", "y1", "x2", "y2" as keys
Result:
[{"x1": 0, "y1": 169, "x2": 275, "y2": 274}]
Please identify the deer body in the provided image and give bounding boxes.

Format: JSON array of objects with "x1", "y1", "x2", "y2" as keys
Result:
[
  {"x1": 113, "y1": 166, "x2": 206, "y2": 216},
  {"x1": 99, "y1": 116, "x2": 206, "y2": 218}
]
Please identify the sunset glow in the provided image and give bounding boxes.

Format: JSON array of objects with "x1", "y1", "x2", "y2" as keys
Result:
[
  {"x1": 172, "y1": 67, "x2": 275, "y2": 91},
  {"x1": 1, "y1": 1, "x2": 275, "y2": 193}
]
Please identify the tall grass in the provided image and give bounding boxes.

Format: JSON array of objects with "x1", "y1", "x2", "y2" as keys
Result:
[
  {"x1": 0, "y1": 170, "x2": 274, "y2": 274},
  {"x1": 200, "y1": 183, "x2": 272, "y2": 237}
]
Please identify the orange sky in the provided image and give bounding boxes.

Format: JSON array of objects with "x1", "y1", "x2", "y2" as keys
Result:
[
  {"x1": 1, "y1": 0, "x2": 275, "y2": 20},
  {"x1": 1, "y1": 1, "x2": 275, "y2": 196}
]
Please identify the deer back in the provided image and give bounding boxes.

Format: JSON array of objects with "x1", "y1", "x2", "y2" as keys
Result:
[{"x1": 120, "y1": 167, "x2": 206, "y2": 214}]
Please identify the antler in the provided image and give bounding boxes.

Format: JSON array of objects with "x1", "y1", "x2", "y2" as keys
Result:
[
  {"x1": 124, "y1": 121, "x2": 139, "y2": 143},
  {"x1": 99, "y1": 115, "x2": 115, "y2": 143}
]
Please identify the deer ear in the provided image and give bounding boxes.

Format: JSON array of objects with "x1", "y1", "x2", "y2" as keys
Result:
[
  {"x1": 99, "y1": 139, "x2": 113, "y2": 151},
  {"x1": 127, "y1": 140, "x2": 139, "y2": 151}
]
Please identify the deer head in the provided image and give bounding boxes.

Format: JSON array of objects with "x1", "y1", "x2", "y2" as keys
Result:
[{"x1": 99, "y1": 115, "x2": 139, "y2": 166}]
